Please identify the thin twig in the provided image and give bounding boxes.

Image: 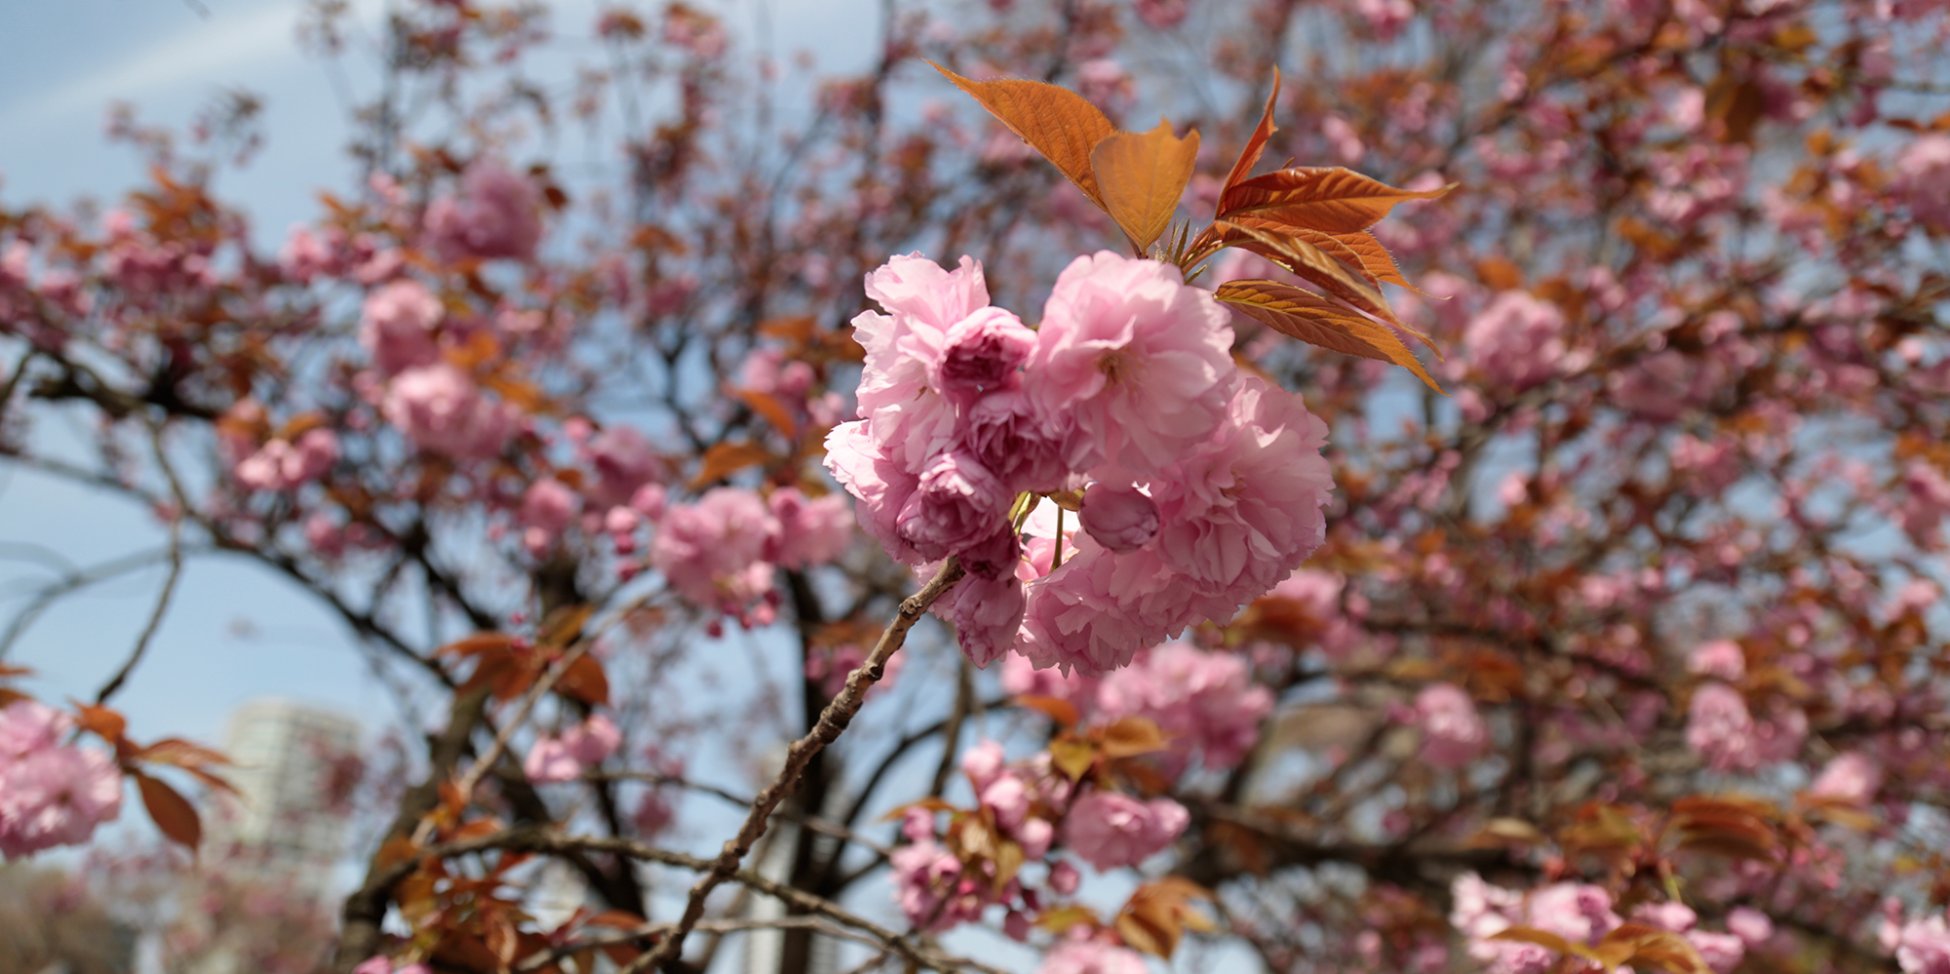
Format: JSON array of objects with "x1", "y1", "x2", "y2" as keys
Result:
[
  {"x1": 95, "y1": 518, "x2": 181, "y2": 705},
  {"x1": 590, "y1": 770, "x2": 894, "y2": 857},
  {"x1": 413, "y1": 640, "x2": 593, "y2": 846},
  {"x1": 629, "y1": 559, "x2": 965, "y2": 973},
  {"x1": 414, "y1": 828, "x2": 1008, "y2": 974},
  {"x1": 0, "y1": 547, "x2": 185, "y2": 661},
  {"x1": 96, "y1": 420, "x2": 192, "y2": 704},
  {"x1": 513, "y1": 915, "x2": 887, "y2": 973}
]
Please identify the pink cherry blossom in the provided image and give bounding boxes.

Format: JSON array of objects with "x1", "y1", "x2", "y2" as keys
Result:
[
  {"x1": 1687, "y1": 639, "x2": 1746, "y2": 682},
  {"x1": 382, "y1": 364, "x2": 516, "y2": 460},
  {"x1": 1038, "y1": 939, "x2": 1151, "y2": 974},
  {"x1": 519, "y1": 479, "x2": 579, "y2": 555},
  {"x1": 889, "y1": 839, "x2": 985, "y2": 931},
  {"x1": 353, "y1": 959, "x2": 432, "y2": 974},
  {"x1": 765, "y1": 487, "x2": 854, "y2": 568},
  {"x1": 1686, "y1": 682, "x2": 1758, "y2": 772},
  {"x1": 947, "y1": 572, "x2": 1026, "y2": 667},
  {"x1": 1078, "y1": 482, "x2": 1158, "y2": 552},
  {"x1": 1689, "y1": 930, "x2": 1746, "y2": 973},
  {"x1": 960, "y1": 740, "x2": 1006, "y2": 791},
  {"x1": 895, "y1": 450, "x2": 1010, "y2": 563},
  {"x1": 1152, "y1": 375, "x2": 1333, "y2": 618},
  {"x1": 933, "y1": 305, "x2": 1033, "y2": 407},
  {"x1": 1132, "y1": 0, "x2": 1188, "y2": 28},
  {"x1": 585, "y1": 425, "x2": 661, "y2": 508},
  {"x1": 425, "y1": 158, "x2": 545, "y2": 263},
  {"x1": 1463, "y1": 290, "x2": 1566, "y2": 390},
  {"x1": 523, "y1": 714, "x2": 622, "y2": 784},
  {"x1": 1061, "y1": 791, "x2": 1188, "y2": 870},
  {"x1": 1093, "y1": 642, "x2": 1272, "y2": 771},
  {"x1": 649, "y1": 488, "x2": 779, "y2": 615},
  {"x1": 958, "y1": 388, "x2": 1087, "y2": 494},
  {"x1": 1028, "y1": 252, "x2": 1235, "y2": 476},
  {"x1": 233, "y1": 428, "x2": 339, "y2": 492},
  {"x1": 823, "y1": 420, "x2": 922, "y2": 564},
  {"x1": 852, "y1": 254, "x2": 987, "y2": 466},
  {"x1": 0, "y1": 700, "x2": 67, "y2": 758},
  {"x1": 1018, "y1": 538, "x2": 1182, "y2": 674},
  {"x1": 1412, "y1": 683, "x2": 1490, "y2": 770},
  {"x1": 0, "y1": 702, "x2": 124, "y2": 858},
  {"x1": 1898, "y1": 915, "x2": 1950, "y2": 974},
  {"x1": 1809, "y1": 751, "x2": 1883, "y2": 805},
  {"x1": 1895, "y1": 134, "x2": 1950, "y2": 233},
  {"x1": 1727, "y1": 907, "x2": 1774, "y2": 947},
  {"x1": 359, "y1": 280, "x2": 442, "y2": 376},
  {"x1": 1451, "y1": 873, "x2": 1621, "y2": 974}
]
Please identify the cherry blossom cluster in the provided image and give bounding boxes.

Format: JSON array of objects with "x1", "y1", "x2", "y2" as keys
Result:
[
  {"x1": 825, "y1": 251, "x2": 1333, "y2": 675},
  {"x1": 522, "y1": 713, "x2": 621, "y2": 784},
  {"x1": 1001, "y1": 642, "x2": 1272, "y2": 774},
  {"x1": 1682, "y1": 639, "x2": 1810, "y2": 773},
  {"x1": 1451, "y1": 873, "x2": 1761, "y2": 974},
  {"x1": 0, "y1": 700, "x2": 123, "y2": 859},
  {"x1": 1888, "y1": 905, "x2": 1950, "y2": 974},
  {"x1": 889, "y1": 739, "x2": 1187, "y2": 939}
]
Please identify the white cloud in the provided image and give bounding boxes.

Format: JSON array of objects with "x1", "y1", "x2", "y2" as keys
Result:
[{"x1": 0, "y1": 0, "x2": 386, "y2": 131}]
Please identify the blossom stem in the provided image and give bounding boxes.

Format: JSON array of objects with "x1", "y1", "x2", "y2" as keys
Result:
[{"x1": 629, "y1": 558, "x2": 966, "y2": 972}]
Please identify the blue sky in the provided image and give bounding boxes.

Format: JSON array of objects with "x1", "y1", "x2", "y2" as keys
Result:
[
  {"x1": 0, "y1": 0, "x2": 410, "y2": 751},
  {"x1": 0, "y1": 8, "x2": 1227, "y2": 969},
  {"x1": 0, "y1": 0, "x2": 885, "y2": 749},
  {"x1": 0, "y1": 0, "x2": 886, "y2": 752}
]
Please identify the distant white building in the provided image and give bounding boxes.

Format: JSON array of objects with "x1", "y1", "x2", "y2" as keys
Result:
[{"x1": 214, "y1": 698, "x2": 361, "y2": 898}]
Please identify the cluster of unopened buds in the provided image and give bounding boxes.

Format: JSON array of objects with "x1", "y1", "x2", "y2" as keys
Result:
[{"x1": 825, "y1": 251, "x2": 1333, "y2": 675}]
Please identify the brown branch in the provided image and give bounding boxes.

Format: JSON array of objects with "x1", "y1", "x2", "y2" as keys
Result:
[
  {"x1": 96, "y1": 421, "x2": 189, "y2": 705},
  {"x1": 334, "y1": 685, "x2": 492, "y2": 972},
  {"x1": 413, "y1": 641, "x2": 592, "y2": 846},
  {"x1": 410, "y1": 828, "x2": 1009, "y2": 974},
  {"x1": 629, "y1": 558, "x2": 965, "y2": 973}
]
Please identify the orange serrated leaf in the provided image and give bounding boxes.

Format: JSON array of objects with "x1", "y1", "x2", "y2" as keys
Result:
[
  {"x1": 1216, "y1": 279, "x2": 1443, "y2": 393},
  {"x1": 435, "y1": 632, "x2": 521, "y2": 659},
  {"x1": 992, "y1": 839, "x2": 1025, "y2": 893},
  {"x1": 1333, "y1": 230, "x2": 1412, "y2": 288},
  {"x1": 538, "y1": 604, "x2": 595, "y2": 650},
  {"x1": 733, "y1": 388, "x2": 799, "y2": 438},
  {"x1": 1116, "y1": 885, "x2": 1199, "y2": 960},
  {"x1": 878, "y1": 797, "x2": 959, "y2": 822},
  {"x1": 1212, "y1": 220, "x2": 1425, "y2": 347},
  {"x1": 1098, "y1": 715, "x2": 1171, "y2": 758},
  {"x1": 135, "y1": 771, "x2": 202, "y2": 854},
  {"x1": 1035, "y1": 904, "x2": 1099, "y2": 934},
  {"x1": 1222, "y1": 69, "x2": 1281, "y2": 197},
  {"x1": 483, "y1": 373, "x2": 547, "y2": 413},
  {"x1": 932, "y1": 62, "x2": 1117, "y2": 203},
  {"x1": 1599, "y1": 924, "x2": 1715, "y2": 974},
  {"x1": 1491, "y1": 926, "x2": 1606, "y2": 965},
  {"x1": 1115, "y1": 905, "x2": 1179, "y2": 959},
  {"x1": 1219, "y1": 166, "x2": 1453, "y2": 234},
  {"x1": 556, "y1": 654, "x2": 610, "y2": 707},
  {"x1": 1015, "y1": 694, "x2": 1081, "y2": 728},
  {"x1": 71, "y1": 702, "x2": 127, "y2": 745},
  {"x1": 137, "y1": 737, "x2": 230, "y2": 767},
  {"x1": 584, "y1": 909, "x2": 647, "y2": 931},
  {"x1": 1050, "y1": 736, "x2": 1097, "y2": 782},
  {"x1": 1089, "y1": 120, "x2": 1201, "y2": 253},
  {"x1": 691, "y1": 441, "x2": 771, "y2": 489},
  {"x1": 273, "y1": 411, "x2": 329, "y2": 442}
]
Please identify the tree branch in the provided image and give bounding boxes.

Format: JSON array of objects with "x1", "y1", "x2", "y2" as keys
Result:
[{"x1": 629, "y1": 559, "x2": 965, "y2": 972}]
